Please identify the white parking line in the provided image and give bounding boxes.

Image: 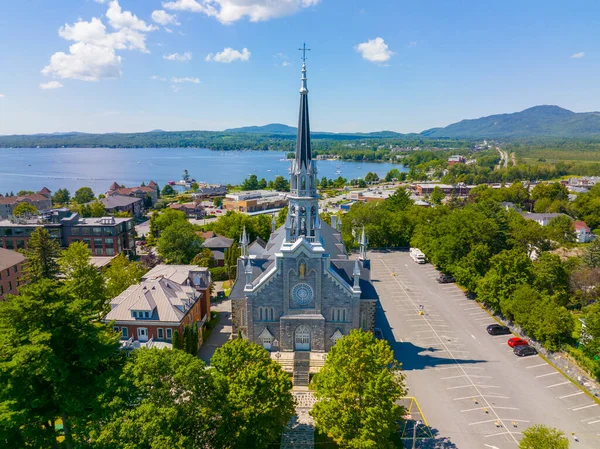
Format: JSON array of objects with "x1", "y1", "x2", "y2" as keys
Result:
[
  {"x1": 587, "y1": 419, "x2": 600, "y2": 425},
  {"x1": 526, "y1": 363, "x2": 547, "y2": 369},
  {"x1": 581, "y1": 415, "x2": 600, "y2": 422},
  {"x1": 559, "y1": 392, "x2": 584, "y2": 399},
  {"x1": 485, "y1": 431, "x2": 523, "y2": 438},
  {"x1": 468, "y1": 311, "x2": 488, "y2": 316},
  {"x1": 468, "y1": 419, "x2": 496, "y2": 426},
  {"x1": 453, "y1": 394, "x2": 509, "y2": 400},
  {"x1": 546, "y1": 381, "x2": 571, "y2": 388},
  {"x1": 572, "y1": 404, "x2": 598, "y2": 411},
  {"x1": 474, "y1": 317, "x2": 494, "y2": 321},
  {"x1": 536, "y1": 372, "x2": 560, "y2": 378}
]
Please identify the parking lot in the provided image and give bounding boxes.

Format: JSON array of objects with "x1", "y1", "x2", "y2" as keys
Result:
[{"x1": 371, "y1": 250, "x2": 600, "y2": 449}]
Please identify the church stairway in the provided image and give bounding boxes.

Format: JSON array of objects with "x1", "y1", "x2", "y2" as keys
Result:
[{"x1": 292, "y1": 352, "x2": 310, "y2": 387}]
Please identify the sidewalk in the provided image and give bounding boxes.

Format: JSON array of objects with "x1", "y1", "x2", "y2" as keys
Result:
[
  {"x1": 281, "y1": 390, "x2": 316, "y2": 449},
  {"x1": 198, "y1": 298, "x2": 232, "y2": 365}
]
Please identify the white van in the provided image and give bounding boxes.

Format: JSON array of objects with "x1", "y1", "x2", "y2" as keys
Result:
[{"x1": 410, "y1": 248, "x2": 427, "y2": 264}]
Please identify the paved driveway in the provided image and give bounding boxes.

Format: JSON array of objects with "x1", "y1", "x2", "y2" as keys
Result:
[
  {"x1": 371, "y1": 250, "x2": 600, "y2": 449},
  {"x1": 198, "y1": 298, "x2": 232, "y2": 365}
]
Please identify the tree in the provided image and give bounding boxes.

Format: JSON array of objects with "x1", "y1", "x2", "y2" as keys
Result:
[
  {"x1": 224, "y1": 241, "x2": 241, "y2": 282},
  {"x1": 104, "y1": 253, "x2": 146, "y2": 298},
  {"x1": 241, "y1": 174, "x2": 259, "y2": 190},
  {"x1": 257, "y1": 178, "x2": 267, "y2": 189},
  {"x1": 152, "y1": 208, "x2": 187, "y2": 236},
  {"x1": 89, "y1": 200, "x2": 106, "y2": 217},
  {"x1": 191, "y1": 247, "x2": 216, "y2": 268},
  {"x1": 157, "y1": 221, "x2": 202, "y2": 264},
  {"x1": 385, "y1": 187, "x2": 412, "y2": 211},
  {"x1": 213, "y1": 196, "x2": 224, "y2": 208},
  {"x1": 210, "y1": 338, "x2": 295, "y2": 448},
  {"x1": 161, "y1": 184, "x2": 176, "y2": 196},
  {"x1": 546, "y1": 215, "x2": 576, "y2": 244},
  {"x1": 23, "y1": 227, "x2": 61, "y2": 283},
  {"x1": 12, "y1": 202, "x2": 38, "y2": 216},
  {"x1": 273, "y1": 175, "x2": 290, "y2": 192},
  {"x1": 59, "y1": 241, "x2": 107, "y2": 313},
  {"x1": 365, "y1": 172, "x2": 379, "y2": 183},
  {"x1": 429, "y1": 186, "x2": 445, "y2": 205},
  {"x1": 143, "y1": 194, "x2": 153, "y2": 209},
  {"x1": 191, "y1": 182, "x2": 199, "y2": 191},
  {"x1": 92, "y1": 348, "x2": 220, "y2": 449},
  {"x1": 74, "y1": 186, "x2": 95, "y2": 204},
  {"x1": 311, "y1": 330, "x2": 406, "y2": 449},
  {"x1": 518, "y1": 425, "x2": 568, "y2": 449},
  {"x1": 583, "y1": 238, "x2": 600, "y2": 268},
  {"x1": 51, "y1": 188, "x2": 70, "y2": 205},
  {"x1": 16, "y1": 190, "x2": 34, "y2": 196},
  {"x1": 0, "y1": 280, "x2": 122, "y2": 448},
  {"x1": 384, "y1": 168, "x2": 402, "y2": 182}
]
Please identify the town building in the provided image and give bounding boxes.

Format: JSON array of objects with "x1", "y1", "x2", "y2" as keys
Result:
[
  {"x1": 0, "y1": 187, "x2": 52, "y2": 218},
  {"x1": 93, "y1": 195, "x2": 143, "y2": 217},
  {"x1": 447, "y1": 155, "x2": 467, "y2": 165},
  {"x1": 413, "y1": 183, "x2": 473, "y2": 196},
  {"x1": 106, "y1": 181, "x2": 159, "y2": 207},
  {"x1": 0, "y1": 248, "x2": 25, "y2": 301},
  {"x1": 201, "y1": 235, "x2": 234, "y2": 267},
  {"x1": 169, "y1": 201, "x2": 204, "y2": 218},
  {"x1": 103, "y1": 265, "x2": 210, "y2": 349},
  {"x1": 0, "y1": 209, "x2": 135, "y2": 256},
  {"x1": 229, "y1": 59, "x2": 377, "y2": 385},
  {"x1": 223, "y1": 190, "x2": 288, "y2": 214},
  {"x1": 191, "y1": 184, "x2": 227, "y2": 199},
  {"x1": 521, "y1": 212, "x2": 568, "y2": 227},
  {"x1": 574, "y1": 221, "x2": 594, "y2": 243}
]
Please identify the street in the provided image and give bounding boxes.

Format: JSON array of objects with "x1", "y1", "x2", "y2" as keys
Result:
[{"x1": 371, "y1": 250, "x2": 600, "y2": 449}]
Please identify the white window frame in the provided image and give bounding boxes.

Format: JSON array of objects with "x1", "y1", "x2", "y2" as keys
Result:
[
  {"x1": 121, "y1": 327, "x2": 128, "y2": 338},
  {"x1": 113, "y1": 325, "x2": 120, "y2": 333},
  {"x1": 157, "y1": 328, "x2": 164, "y2": 340},
  {"x1": 166, "y1": 328, "x2": 172, "y2": 341}
]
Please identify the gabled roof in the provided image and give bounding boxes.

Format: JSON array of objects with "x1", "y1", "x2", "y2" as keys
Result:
[
  {"x1": 143, "y1": 264, "x2": 210, "y2": 288},
  {"x1": 38, "y1": 187, "x2": 51, "y2": 195},
  {"x1": 103, "y1": 277, "x2": 196, "y2": 323},
  {"x1": 202, "y1": 235, "x2": 234, "y2": 249},
  {"x1": 574, "y1": 220, "x2": 590, "y2": 231},
  {"x1": 148, "y1": 180, "x2": 157, "y2": 187},
  {"x1": 97, "y1": 195, "x2": 142, "y2": 208},
  {"x1": 0, "y1": 248, "x2": 25, "y2": 271},
  {"x1": 110, "y1": 182, "x2": 121, "y2": 190}
]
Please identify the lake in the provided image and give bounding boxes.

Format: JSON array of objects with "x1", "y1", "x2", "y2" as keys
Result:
[{"x1": 0, "y1": 148, "x2": 407, "y2": 195}]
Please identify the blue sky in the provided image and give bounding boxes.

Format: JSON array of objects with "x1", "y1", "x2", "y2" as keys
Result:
[{"x1": 0, "y1": 0, "x2": 599, "y2": 135}]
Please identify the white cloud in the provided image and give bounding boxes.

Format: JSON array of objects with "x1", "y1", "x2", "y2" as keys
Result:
[
  {"x1": 571, "y1": 52, "x2": 585, "y2": 59},
  {"x1": 106, "y1": 0, "x2": 157, "y2": 31},
  {"x1": 164, "y1": 27, "x2": 173, "y2": 33},
  {"x1": 152, "y1": 10, "x2": 180, "y2": 26},
  {"x1": 40, "y1": 81, "x2": 64, "y2": 90},
  {"x1": 171, "y1": 76, "x2": 200, "y2": 83},
  {"x1": 151, "y1": 75, "x2": 167, "y2": 81},
  {"x1": 163, "y1": 51, "x2": 192, "y2": 61},
  {"x1": 282, "y1": 61, "x2": 290, "y2": 67},
  {"x1": 0, "y1": 93, "x2": 4, "y2": 98},
  {"x1": 355, "y1": 37, "x2": 394, "y2": 63},
  {"x1": 163, "y1": 0, "x2": 320, "y2": 24},
  {"x1": 42, "y1": 1, "x2": 155, "y2": 81},
  {"x1": 171, "y1": 85, "x2": 181, "y2": 93},
  {"x1": 205, "y1": 47, "x2": 250, "y2": 63}
]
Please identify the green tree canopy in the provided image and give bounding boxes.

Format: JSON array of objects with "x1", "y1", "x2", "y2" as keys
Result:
[
  {"x1": 74, "y1": 186, "x2": 95, "y2": 204},
  {"x1": 92, "y1": 348, "x2": 220, "y2": 449},
  {"x1": 104, "y1": 254, "x2": 146, "y2": 298},
  {"x1": 89, "y1": 201, "x2": 106, "y2": 217},
  {"x1": 210, "y1": 338, "x2": 295, "y2": 448},
  {"x1": 546, "y1": 215, "x2": 576, "y2": 244},
  {"x1": 191, "y1": 247, "x2": 216, "y2": 268},
  {"x1": 12, "y1": 202, "x2": 38, "y2": 216},
  {"x1": 161, "y1": 184, "x2": 176, "y2": 196},
  {"x1": 272, "y1": 175, "x2": 290, "y2": 192},
  {"x1": 157, "y1": 221, "x2": 202, "y2": 264},
  {"x1": 23, "y1": 227, "x2": 61, "y2": 283},
  {"x1": 151, "y1": 208, "x2": 187, "y2": 236},
  {"x1": 429, "y1": 186, "x2": 445, "y2": 205},
  {"x1": 311, "y1": 330, "x2": 407, "y2": 449},
  {"x1": 51, "y1": 188, "x2": 71, "y2": 205},
  {"x1": 240, "y1": 174, "x2": 260, "y2": 190},
  {"x1": 518, "y1": 424, "x2": 569, "y2": 449},
  {"x1": 0, "y1": 280, "x2": 122, "y2": 448}
]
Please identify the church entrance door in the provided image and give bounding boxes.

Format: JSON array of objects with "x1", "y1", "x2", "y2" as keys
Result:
[{"x1": 295, "y1": 325, "x2": 311, "y2": 351}]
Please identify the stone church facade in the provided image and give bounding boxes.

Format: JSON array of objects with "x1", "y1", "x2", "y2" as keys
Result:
[{"x1": 230, "y1": 58, "x2": 377, "y2": 357}]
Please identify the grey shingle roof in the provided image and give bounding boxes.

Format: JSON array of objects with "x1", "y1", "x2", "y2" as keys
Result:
[{"x1": 0, "y1": 248, "x2": 25, "y2": 271}]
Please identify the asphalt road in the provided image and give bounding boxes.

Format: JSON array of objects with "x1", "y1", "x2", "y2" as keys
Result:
[{"x1": 371, "y1": 250, "x2": 600, "y2": 449}]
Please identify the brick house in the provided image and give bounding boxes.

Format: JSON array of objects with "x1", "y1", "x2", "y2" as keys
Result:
[
  {"x1": 103, "y1": 265, "x2": 211, "y2": 349},
  {"x1": 106, "y1": 181, "x2": 159, "y2": 207},
  {"x1": 0, "y1": 248, "x2": 25, "y2": 301},
  {"x1": 0, "y1": 210, "x2": 135, "y2": 257},
  {"x1": 0, "y1": 187, "x2": 52, "y2": 218}
]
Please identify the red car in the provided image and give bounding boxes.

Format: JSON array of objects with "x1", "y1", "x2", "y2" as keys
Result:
[{"x1": 508, "y1": 337, "x2": 528, "y2": 347}]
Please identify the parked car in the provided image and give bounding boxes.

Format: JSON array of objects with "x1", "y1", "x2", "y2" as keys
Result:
[
  {"x1": 486, "y1": 324, "x2": 511, "y2": 335},
  {"x1": 514, "y1": 345, "x2": 538, "y2": 357},
  {"x1": 507, "y1": 337, "x2": 528, "y2": 347},
  {"x1": 437, "y1": 275, "x2": 456, "y2": 284}
]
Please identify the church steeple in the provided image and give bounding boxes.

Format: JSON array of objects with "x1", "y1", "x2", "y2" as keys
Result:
[{"x1": 284, "y1": 44, "x2": 320, "y2": 245}]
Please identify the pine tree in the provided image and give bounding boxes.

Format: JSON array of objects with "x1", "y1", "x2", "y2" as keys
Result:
[
  {"x1": 23, "y1": 227, "x2": 61, "y2": 283},
  {"x1": 172, "y1": 329, "x2": 181, "y2": 350}
]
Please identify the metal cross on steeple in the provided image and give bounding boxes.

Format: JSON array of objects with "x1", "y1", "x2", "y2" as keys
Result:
[{"x1": 298, "y1": 43, "x2": 310, "y2": 62}]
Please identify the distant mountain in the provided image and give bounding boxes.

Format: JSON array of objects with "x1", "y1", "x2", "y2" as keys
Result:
[
  {"x1": 421, "y1": 105, "x2": 600, "y2": 138},
  {"x1": 224, "y1": 123, "x2": 297, "y2": 134}
]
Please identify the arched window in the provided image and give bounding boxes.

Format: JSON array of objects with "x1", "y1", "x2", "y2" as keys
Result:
[
  {"x1": 259, "y1": 307, "x2": 263, "y2": 321},
  {"x1": 301, "y1": 177, "x2": 306, "y2": 190},
  {"x1": 361, "y1": 311, "x2": 367, "y2": 330}
]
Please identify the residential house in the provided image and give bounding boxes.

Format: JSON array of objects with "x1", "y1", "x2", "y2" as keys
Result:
[
  {"x1": 201, "y1": 235, "x2": 234, "y2": 266},
  {"x1": 169, "y1": 201, "x2": 204, "y2": 218},
  {"x1": 106, "y1": 181, "x2": 159, "y2": 207},
  {"x1": 103, "y1": 265, "x2": 210, "y2": 349},
  {"x1": 521, "y1": 212, "x2": 568, "y2": 227},
  {"x1": 92, "y1": 195, "x2": 143, "y2": 217},
  {"x1": 0, "y1": 187, "x2": 52, "y2": 218},
  {"x1": 0, "y1": 209, "x2": 135, "y2": 256},
  {"x1": 0, "y1": 248, "x2": 25, "y2": 301},
  {"x1": 574, "y1": 221, "x2": 595, "y2": 243}
]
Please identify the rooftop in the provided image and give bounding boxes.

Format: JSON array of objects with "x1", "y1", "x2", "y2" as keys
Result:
[
  {"x1": 0, "y1": 248, "x2": 25, "y2": 271},
  {"x1": 96, "y1": 195, "x2": 142, "y2": 208},
  {"x1": 143, "y1": 264, "x2": 210, "y2": 289}
]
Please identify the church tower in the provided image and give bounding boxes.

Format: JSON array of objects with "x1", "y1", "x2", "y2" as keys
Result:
[{"x1": 284, "y1": 49, "x2": 322, "y2": 247}]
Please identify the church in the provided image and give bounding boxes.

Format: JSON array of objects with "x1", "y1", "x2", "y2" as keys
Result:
[{"x1": 230, "y1": 55, "x2": 377, "y2": 366}]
